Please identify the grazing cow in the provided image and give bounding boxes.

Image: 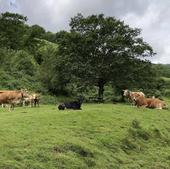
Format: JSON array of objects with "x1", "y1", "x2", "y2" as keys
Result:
[
  {"x1": 58, "y1": 97, "x2": 83, "y2": 110},
  {"x1": 123, "y1": 89, "x2": 145, "y2": 105},
  {"x1": 0, "y1": 90, "x2": 29, "y2": 110},
  {"x1": 133, "y1": 96, "x2": 167, "y2": 109}
]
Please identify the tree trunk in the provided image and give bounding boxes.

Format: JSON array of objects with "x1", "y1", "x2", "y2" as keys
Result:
[
  {"x1": 120, "y1": 89, "x2": 125, "y2": 102},
  {"x1": 98, "y1": 81, "x2": 105, "y2": 102}
]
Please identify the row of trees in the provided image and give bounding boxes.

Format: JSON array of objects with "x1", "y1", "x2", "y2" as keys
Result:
[{"x1": 0, "y1": 12, "x2": 164, "y2": 101}]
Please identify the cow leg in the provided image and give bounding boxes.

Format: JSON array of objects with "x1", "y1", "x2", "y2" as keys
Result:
[
  {"x1": 12, "y1": 104, "x2": 14, "y2": 110},
  {"x1": 31, "y1": 99, "x2": 34, "y2": 107},
  {"x1": 156, "y1": 107, "x2": 162, "y2": 110},
  {"x1": 22, "y1": 100, "x2": 25, "y2": 107},
  {"x1": 10, "y1": 103, "x2": 14, "y2": 111},
  {"x1": 37, "y1": 99, "x2": 40, "y2": 107},
  {"x1": 34, "y1": 99, "x2": 36, "y2": 107},
  {"x1": 35, "y1": 99, "x2": 39, "y2": 107}
]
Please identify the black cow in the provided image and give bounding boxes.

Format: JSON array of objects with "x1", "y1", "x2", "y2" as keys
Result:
[
  {"x1": 58, "y1": 103, "x2": 65, "y2": 110},
  {"x1": 58, "y1": 97, "x2": 83, "y2": 110}
]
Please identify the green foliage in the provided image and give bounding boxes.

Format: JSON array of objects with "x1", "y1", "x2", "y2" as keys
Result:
[
  {"x1": 0, "y1": 12, "x2": 27, "y2": 49},
  {"x1": 56, "y1": 13, "x2": 155, "y2": 100},
  {"x1": 40, "y1": 95, "x2": 57, "y2": 104},
  {"x1": 38, "y1": 42, "x2": 68, "y2": 94},
  {"x1": 153, "y1": 64, "x2": 170, "y2": 78},
  {"x1": 0, "y1": 47, "x2": 43, "y2": 91},
  {"x1": 0, "y1": 11, "x2": 167, "y2": 100},
  {"x1": 43, "y1": 31, "x2": 56, "y2": 43},
  {"x1": 11, "y1": 50, "x2": 37, "y2": 76}
]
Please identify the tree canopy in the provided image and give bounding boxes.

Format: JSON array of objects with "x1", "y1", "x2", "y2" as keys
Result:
[
  {"x1": 0, "y1": 12, "x2": 166, "y2": 101},
  {"x1": 54, "y1": 14, "x2": 155, "y2": 100}
]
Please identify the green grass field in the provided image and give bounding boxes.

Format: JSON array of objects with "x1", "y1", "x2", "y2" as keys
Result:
[{"x1": 0, "y1": 103, "x2": 170, "y2": 169}]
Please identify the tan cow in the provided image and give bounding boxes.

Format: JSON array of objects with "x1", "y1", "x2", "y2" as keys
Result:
[
  {"x1": 133, "y1": 96, "x2": 167, "y2": 109},
  {"x1": 123, "y1": 89, "x2": 145, "y2": 105},
  {"x1": 0, "y1": 90, "x2": 29, "y2": 110}
]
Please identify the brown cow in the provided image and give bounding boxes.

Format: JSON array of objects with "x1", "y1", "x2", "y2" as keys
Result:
[
  {"x1": 123, "y1": 89, "x2": 145, "y2": 105},
  {"x1": 0, "y1": 90, "x2": 29, "y2": 110},
  {"x1": 133, "y1": 96, "x2": 167, "y2": 109}
]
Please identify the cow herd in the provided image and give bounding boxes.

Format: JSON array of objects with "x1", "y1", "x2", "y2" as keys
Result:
[
  {"x1": 123, "y1": 89, "x2": 167, "y2": 110},
  {"x1": 0, "y1": 89, "x2": 168, "y2": 111},
  {"x1": 57, "y1": 89, "x2": 168, "y2": 111},
  {"x1": 0, "y1": 90, "x2": 40, "y2": 111}
]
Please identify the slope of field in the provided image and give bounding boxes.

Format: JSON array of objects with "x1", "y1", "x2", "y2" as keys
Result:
[{"x1": 0, "y1": 103, "x2": 170, "y2": 169}]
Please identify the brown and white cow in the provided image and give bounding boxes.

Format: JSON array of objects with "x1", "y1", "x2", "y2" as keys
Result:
[
  {"x1": 0, "y1": 90, "x2": 29, "y2": 110},
  {"x1": 23, "y1": 93, "x2": 40, "y2": 107},
  {"x1": 123, "y1": 89, "x2": 145, "y2": 105},
  {"x1": 133, "y1": 96, "x2": 167, "y2": 109}
]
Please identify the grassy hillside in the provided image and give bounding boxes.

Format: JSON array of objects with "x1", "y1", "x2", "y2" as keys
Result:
[{"x1": 0, "y1": 103, "x2": 170, "y2": 169}]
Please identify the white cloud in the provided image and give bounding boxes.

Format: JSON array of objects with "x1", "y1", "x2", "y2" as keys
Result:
[{"x1": 122, "y1": 2, "x2": 170, "y2": 64}]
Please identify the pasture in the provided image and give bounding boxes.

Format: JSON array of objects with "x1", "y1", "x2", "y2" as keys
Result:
[{"x1": 0, "y1": 103, "x2": 170, "y2": 169}]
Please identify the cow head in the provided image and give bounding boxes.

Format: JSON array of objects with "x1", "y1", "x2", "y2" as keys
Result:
[
  {"x1": 123, "y1": 89, "x2": 130, "y2": 97},
  {"x1": 21, "y1": 90, "x2": 30, "y2": 99},
  {"x1": 162, "y1": 103, "x2": 168, "y2": 109}
]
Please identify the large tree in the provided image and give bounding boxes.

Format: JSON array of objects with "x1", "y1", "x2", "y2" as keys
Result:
[{"x1": 56, "y1": 14, "x2": 155, "y2": 100}]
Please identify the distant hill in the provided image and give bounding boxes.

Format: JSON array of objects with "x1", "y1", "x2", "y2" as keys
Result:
[{"x1": 152, "y1": 64, "x2": 170, "y2": 78}]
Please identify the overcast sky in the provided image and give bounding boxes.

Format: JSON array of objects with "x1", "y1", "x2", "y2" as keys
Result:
[{"x1": 0, "y1": 0, "x2": 170, "y2": 64}]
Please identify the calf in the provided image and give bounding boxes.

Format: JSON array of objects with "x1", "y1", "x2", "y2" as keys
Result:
[
  {"x1": 32, "y1": 93, "x2": 40, "y2": 107},
  {"x1": 133, "y1": 96, "x2": 167, "y2": 109}
]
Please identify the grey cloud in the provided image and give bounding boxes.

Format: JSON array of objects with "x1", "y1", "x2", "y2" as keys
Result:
[
  {"x1": 14, "y1": 0, "x2": 151, "y2": 31},
  {"x1": 0, "y1": 0, "x2": 170, "y2": 63},
  {"x1": 0, "y1": 0, "x2": 11, "y2": 12}
]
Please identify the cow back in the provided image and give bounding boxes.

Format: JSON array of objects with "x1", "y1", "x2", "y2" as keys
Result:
[{"x1": 0, "y1": 91, "x2": 23, "y2": 104}]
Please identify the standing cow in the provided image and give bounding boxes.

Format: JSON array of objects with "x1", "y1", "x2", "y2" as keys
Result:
[
  {"x1": 0, "y1": 90, "x2": 29, "y2": 111},
  {"x1": 23, "y1": 93, "x2": 40, "y2": 107}
]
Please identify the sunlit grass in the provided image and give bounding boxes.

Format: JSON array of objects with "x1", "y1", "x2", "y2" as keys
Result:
[{"x1": 0, "y1": 103, "x2": 170, "y2": 169}]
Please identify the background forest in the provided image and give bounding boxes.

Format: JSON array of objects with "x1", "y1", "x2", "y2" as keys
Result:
[{"x1": 1, "y1": 12, "x2": 170, "y2": 103}]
